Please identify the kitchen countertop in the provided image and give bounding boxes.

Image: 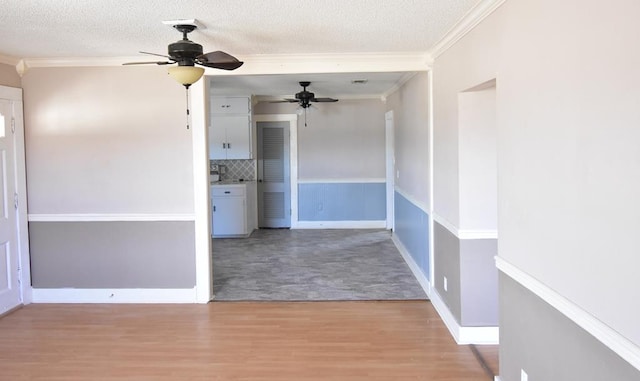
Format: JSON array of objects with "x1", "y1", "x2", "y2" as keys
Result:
[{"x1": 210, "y1": 180, "x2": 256, "y2": 186}]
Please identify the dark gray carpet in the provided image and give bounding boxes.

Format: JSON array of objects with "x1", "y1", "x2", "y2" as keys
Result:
[{"x1": 212, "y1": 229, "x2": 427, "y2": 301}]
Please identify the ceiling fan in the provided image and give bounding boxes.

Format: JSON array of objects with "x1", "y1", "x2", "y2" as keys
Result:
[
  {"x1": 273, "y1": 81, "x2": 339, "y2": 108},
  {"x1": 123, "y1": 23, "x2": 243, "y2": 88},
  {"x1": 272, "y1": 81, "x2": 339, "y2": 126},
  {"x1": 124, "y1": 22, "x2": 243, "y2": 129}
]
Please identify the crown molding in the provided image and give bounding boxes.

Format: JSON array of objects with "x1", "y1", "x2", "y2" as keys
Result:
[
  {"x1": 426, "y1": 0, "x2": 507, "y2": 60},
  {"x1": 230, "y1": 52, "x2": 431, "y2": 76},
  {"x1": 382, "y1": 71, "x2": 421, "y2": 100},
  {"x1": 20, "y1": 52, "x2": 431, "y2": 74},
  {"x1": 21, "y1": 56, "x2": 152, "y2": 68},
  {"x1": 0, "y1": 54, "x2": 20, "y2": 66},
  {"x1": 14, "y1": 0, "x2": 505, "y2": 75}
]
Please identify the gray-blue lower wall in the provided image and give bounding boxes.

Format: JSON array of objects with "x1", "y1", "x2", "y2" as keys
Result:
[
  {"x1": 29, "y1": 221, "x2": 196, "y2": 288},
  {"x1": 434, "y1": 221, "x2": 498, "y2": 326},
  {"x1": 393, "y1": 191, "x2": 430, "y2": 281},
  {"x1": 298, "y1": 182, "x2": 386, "y2": 221},
  {"x1": 500, "y1": 273, "x2": 640, "y2": 381}
]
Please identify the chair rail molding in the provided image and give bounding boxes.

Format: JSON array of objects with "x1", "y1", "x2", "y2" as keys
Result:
[
  {"x1": 496, "y1": 256, "x2": 640, "y2": 372},
  {"x1": 27, "y1": 213, "x2": 196, "y2": 222}
]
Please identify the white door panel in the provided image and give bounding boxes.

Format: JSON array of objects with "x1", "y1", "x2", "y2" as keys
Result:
[
  {"x1": 0, "y1": 99, "x2": 20, "y2": 313},
  {"x1": 257, "y1": 121, "x2": 291, "y2": 228}
]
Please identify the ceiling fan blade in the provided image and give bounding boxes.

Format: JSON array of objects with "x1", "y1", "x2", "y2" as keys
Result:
[
  {"x1": 122, "y1": 61, "x2": 173, "y2": 66},
  {"x1": 196, "y1": 51, "x2": 244, "y2": 70},
  {"x1": 312, "y1": 97, "x2": 339, "y2": 102},
  {"x1": 198, "y1": 51, "x2": 240, "y2": 63},
  {"x1": 197, "y1": 61, "x2": 244, "y2": 70},
  {"x1": 269, "y1": 99, "x2": 298, "y2": 103},
  {"x1": 140, "y1": 51, "x2": 172, "y2": 59}
]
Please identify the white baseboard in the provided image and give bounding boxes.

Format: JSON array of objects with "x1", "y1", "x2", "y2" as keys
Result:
[
  {"x1": 295, "y1": 220, "x2": 386, "y2": 229},
  {"x1": 31, "y1": 287, "x2": 198, "y2": 303},
  {"x1": 392, "y1": 234, "x2": 499, "y2": 345},
  {"x1": 429, "y1": 287, "x2": 499, "y2": 345}
]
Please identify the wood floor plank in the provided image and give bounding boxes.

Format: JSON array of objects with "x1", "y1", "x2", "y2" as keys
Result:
[{"x1": 0, "y1": 301, "x2": 490, "y2": 380}]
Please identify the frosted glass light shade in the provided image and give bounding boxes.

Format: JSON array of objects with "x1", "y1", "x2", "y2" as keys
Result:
[{"x1": 167, "y1": 66, "x2": 205, "y2": 87}]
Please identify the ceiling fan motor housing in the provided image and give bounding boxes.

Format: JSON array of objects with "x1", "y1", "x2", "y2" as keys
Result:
[
  {"x1": 168, "y1": 24, "x2": 203, "y2": 66},
  {"x1": 168, "y1": 39, "x2": 203, "y2": 66},
  {"x1": 295, "y1": 90, "x2": 314, "y2": 101},
  {"x1": 295, "y1": 91, "x2": 314, "y2": 108}
]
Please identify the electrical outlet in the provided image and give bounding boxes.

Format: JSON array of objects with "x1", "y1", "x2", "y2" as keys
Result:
[
  {"x1": 443, "y1": 276, "x2": 448, "y2": 292},
  {"x1": 396, "y1": 170, "x2": 400, "y2": 179},
  {"x1": 521, "y1": 369, "x2": 528, "y2": 381}
]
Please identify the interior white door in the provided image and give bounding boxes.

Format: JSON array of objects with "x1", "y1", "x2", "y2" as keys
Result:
[{"x1": 0, "y1": 99, "x2": 20, "y2": 314}]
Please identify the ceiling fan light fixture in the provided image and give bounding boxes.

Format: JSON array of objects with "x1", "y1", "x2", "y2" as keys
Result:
[{"x1": 167, "y1": 66, "x2": 204, "y2": 88}]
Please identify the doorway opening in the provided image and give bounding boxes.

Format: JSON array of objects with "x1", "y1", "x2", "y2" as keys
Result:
[
  {"x1": 257, "y1": 120, "x2": 291, "y2": 228},
  {"x1": 255, "y1": 114, "x2": 298, "y2": 229}
]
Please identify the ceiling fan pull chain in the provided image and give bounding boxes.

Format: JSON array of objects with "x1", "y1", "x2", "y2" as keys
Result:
[
  {"x1": 185, "y1": 88, "x2": 190, "y2": 130},
  {"x1": 304, "y1": 108, "x2": 308, "y2": 127}
]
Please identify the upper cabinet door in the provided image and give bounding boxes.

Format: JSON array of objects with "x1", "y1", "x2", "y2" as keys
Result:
[
  {"x1": 209, "y1": 119, "x2": 228, "y2": 160},
  {"x1": 211, "y1": 97, "x2": 250, "y2": 114},
  {"x1": 224, "y1": 116, "x2": 252, "y2": 159}
]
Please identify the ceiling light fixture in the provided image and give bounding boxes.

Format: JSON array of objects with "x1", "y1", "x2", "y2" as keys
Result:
[{"x1": 167, "y1": 66, "x2": 205, "y2": 89}]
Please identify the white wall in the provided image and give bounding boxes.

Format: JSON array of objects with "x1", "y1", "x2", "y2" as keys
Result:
[
  {"x1": 385, "y1": 72, "x2": 430, "y2": 206},
  {"x1": 434, "y1": 0, "x2": 640, "y2": 347},
  {"x1": 22, "y1": 66, "x2": 194, "y2": 214},
  {"x1": 497, "y1": 0, "x2": 640, "y2": 345},
  {"x1": 254, "y1": 99, "x2": 386, "y2": 180},
  {"x1": 458, "y1": 86, "x2": 497, "y2": 231},
  {"x1": 0, "y1": 62, "x2": 20, "y2": 88},
  {"x1": 433, "y1": 13, "x2": 500, "y2": 228}
]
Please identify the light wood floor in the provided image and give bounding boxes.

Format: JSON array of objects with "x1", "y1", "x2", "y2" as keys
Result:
[
  {"x1": 0, "y1": 301, "x2": 492, "y2": 380},
  {"x1": 471, "y1": 344, "x2": 500, "y2": 379}
]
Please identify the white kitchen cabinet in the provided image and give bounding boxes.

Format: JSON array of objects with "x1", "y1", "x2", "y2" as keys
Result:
[
  {"x1": 211, "y1": 96, "x2": 250, "y2": 114},
  {"x1": 209, "y1": 116, "x2": 251, "y2": 159},
  {"x1": 211, "y1": 183, "x2": 257, "y2": 238},
  {"x1": 209, "y1": 96, "x2": 252, "y2": 159}
]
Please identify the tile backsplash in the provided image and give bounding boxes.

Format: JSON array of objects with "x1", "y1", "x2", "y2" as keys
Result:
[{"x1": 211, "y1": 159, "x2": 256, "y2": 181}]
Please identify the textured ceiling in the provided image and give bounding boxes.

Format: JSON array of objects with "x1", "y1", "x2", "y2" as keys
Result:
[
  {"x1": 0, "y1": 0, "x2": 480, "y2": 59},
  {"x1": 0, "y1": 0, "x2": 481, "y2": 97}
]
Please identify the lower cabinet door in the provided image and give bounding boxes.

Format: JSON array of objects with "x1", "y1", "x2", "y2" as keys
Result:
[{"x1": 212, "y1": 196, "x2": 246, "y2": 236}]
